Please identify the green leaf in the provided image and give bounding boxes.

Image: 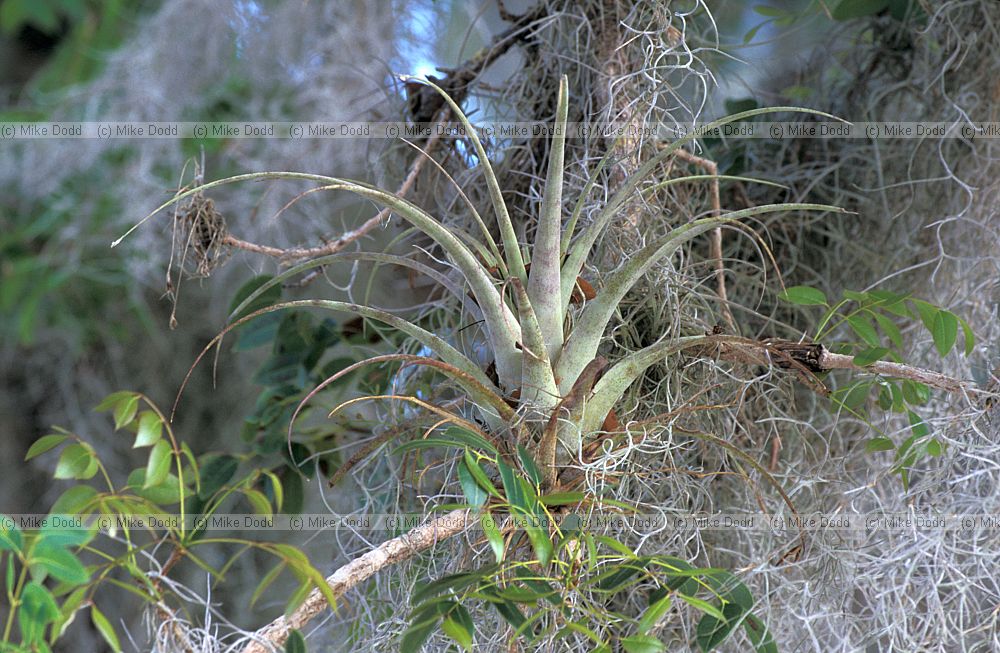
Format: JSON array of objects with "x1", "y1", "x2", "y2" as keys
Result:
[
  {"x1": 498, "y1": 462, "x2": 527, "y2": 512},
  {"x1": 865, "y1": 437, "x2": 895, "y2": 453},
  {"x1": 401, "y1": 607, "x2": 444, "y2": 653},
  {"x1": 284, "y1": 579, "x2": 314, "y2": 616},
  {"x1": 832, "y1": 0, "x2": 890, "y2": 20},
  {"x1": 743, "y1": 613, "x2": 778, "y2": 653},
  {"x1": 872, "y1": 313, "x2": 903, "y2": 350},
  {"x1": 441, "y1": 607, "x2": 474, "y2": 652},
  {"x1": 910, "y1": 299, "x2": 938, "y2": 331},
  {"x1": 907, "y1": 410, "x2": 929, "y2": 438},
  {"x1": 25, "y1": 434, "x2": 69, "y2": 461},
  {"x1": 439, "y1": 426, "x2": 499, "y2": 455},
  {"x1": 263, "y1": 471, "x2": 284, "y2": 512},
  {"x1": 539, "y1": 492, "x2": 585, "y2": 506},
  {"x1": 638, "y1": 594, "x2": 672, "y2": 634},
  {"x1": 930, "y1": 310, "x2": 958, "y2": 357},
  {"x1": 901, "y1": 380, "x2": 930, "y2": 405},
  {"x1": 481, "y1": 512, "x2": 505, "y2": 563},
  {"x1": 19, "y1": 582, "x2": 60, "y2": 645},
  {"x1": 596, "y1": 535, "x2": 640, "y2": 559},
  {"x1": 778, "y1": 286, "x2": 827, "y2": 306},
  {"x1": 38, "y1": 519, "x2": 91, "y2": 549},
  {"x1": 113, "y1": 394, "x2": 140, "y2": 430},
  {"x1": 458, "y1": 460, "x2": 487, "y2": 508},
  {"x1": 517, "y1": 444, "x2": 543, "y2": 487},
  {"x1": 144, "y1": 440, "x2": 173, "y2": 488},
  {"x1": 868, "y1": 290, "x2": 911, "y2": 317},
  {"x1": 677, "y1": 594, "x2": 726, "y2": 621},
  {"x1": 251, "y1": 562, "x2": 286, "y2": 608},
  {"x1": 197, "y1": 454, "x2": 239, "y2": 500},
  {"x1": 91, "y1": 605, "x2": 122, "y2": 653},
  {"x1": 831, "y1": 380, "x2": 872, "y2": 412},
  {"x1": 236, "y1": 311, "x2": 283, "y2": 350},
  {"x1": 30, "y1": 542, "x2": 89, "y2": 585},
  {"x1": 284, "y1": 629, "x2": 307, "y2": 653},
  {"x1": 695, "y1": 572, "x2": 754, "y2": 651},
  {"x1": 134, "y1": 411, "x2": 163, "y2": 448},
  {"x1": 243, "y1": 489, "x2": 273, "y2": 517},
  {"x1": 126, "y1": 470, "x2": 191, "y2": 505},
  {"x1": 1, "y1": 518, "x2": 23, "y2": 552},
  {"x1": 462, "y1": 450, "x2": 499, "y2": 498},
  {"x1": 852, "y1": 346, "x2": 889, "y2": 366},
  {"x1": 743, "y1": 22, "x2": 765, "y2": 44},
  {"x1": 488, "y1": 593, "x2": 527, "y2": 630},
  {"x1": 52, "y1": 585, "x2": 88, "y2": 640},
  {"x1": 846, "y1": 315, "x2": 880, "y2": 346},
  {"x1": 6, "y1": 554, "x2": 15, "y2": 595},
  {"x1": 877, "y1": 383, "x2": 893, "y2": 410},
  {"x1": 93, "y1": 390, "x2": 134, "y2": 412},
  {"x1": 524, "y1": 523, "x2": 553, "y2": 567},
  {"x1": 54, "y1": 444, "x2": 98, "y2": 480},
  {"x1": 412, "y1": 571, "x2": 492, "y2": 604},
  {"x1": 622, "y1": 634, "x2": 666, "y2": 653},
  {"x1": 592, "y1": 563, "x2": 646, "y2": 592},
  {"x1": 927, "y1": 438, "x2": 944, "y2": 457}
]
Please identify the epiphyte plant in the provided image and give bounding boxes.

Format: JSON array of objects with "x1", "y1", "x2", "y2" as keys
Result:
[{"x1": 127, "y1": 74, "x2": 845, "y2": 489}]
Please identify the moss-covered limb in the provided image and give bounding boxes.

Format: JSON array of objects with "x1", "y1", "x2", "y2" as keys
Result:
[{"x1": 240, "y1": 509, "x2": 473, "y2": 653}]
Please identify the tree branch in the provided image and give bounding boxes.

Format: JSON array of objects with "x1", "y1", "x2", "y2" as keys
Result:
[
  {"x1": 240, "y1": 509, "x2": 472, "y2": 653},
  {"x1": 712, "y1": 337, "x2": 982, "y2": 396}
]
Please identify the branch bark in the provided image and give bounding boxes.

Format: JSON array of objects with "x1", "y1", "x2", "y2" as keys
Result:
[
  {"x1": 712, "y1": 337, "x2": 981, "y2": 396},
  {"x1": 240, "y1": 509, "x2": 472, "y2": 653}
]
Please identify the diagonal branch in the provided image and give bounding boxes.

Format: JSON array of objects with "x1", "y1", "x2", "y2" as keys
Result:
[
  {"x1": 222, "y1": 125, "x2": 444, "y2": 264},
  {"x1": 240, "y1": 509, "x2": 472, "y2": 653}
]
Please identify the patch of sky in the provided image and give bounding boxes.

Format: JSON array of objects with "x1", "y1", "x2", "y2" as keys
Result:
[{"x1": 228, "y1": 0, "x2": 267, "y2": 59}]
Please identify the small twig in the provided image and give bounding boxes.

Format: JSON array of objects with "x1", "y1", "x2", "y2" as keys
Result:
[
  {"x1": 240, "y1": 509, "x2": 472, "y2": 653},
  {"x1": 672, "y1": 148, "x2": 736, "y2": 332},
  {"x1": 223, "y1": 127, "x2": 445, "y2": 266}
]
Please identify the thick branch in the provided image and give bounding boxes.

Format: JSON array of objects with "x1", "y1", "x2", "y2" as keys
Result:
[{"x1": 241, "y1": 509, "x2": 471, "y2": 653}]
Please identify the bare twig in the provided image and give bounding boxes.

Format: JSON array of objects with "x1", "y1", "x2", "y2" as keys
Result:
[
  {"x1": 710, "y1": 337, "x2": 983, "y2": 396},
  {"x1": 240, "y1": 509, "x2": 472, "y2": 653},
  {"x1": 223, "y1": 127, "x2": 445, "y2": 265},
  {"x1": 671, "y1": 148, "x2": 735, "y2": 332}
]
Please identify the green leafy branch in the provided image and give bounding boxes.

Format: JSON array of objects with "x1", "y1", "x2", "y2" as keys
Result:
[{"x1": 779, "y1": 285, "x2": 977, "y2": 485}]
